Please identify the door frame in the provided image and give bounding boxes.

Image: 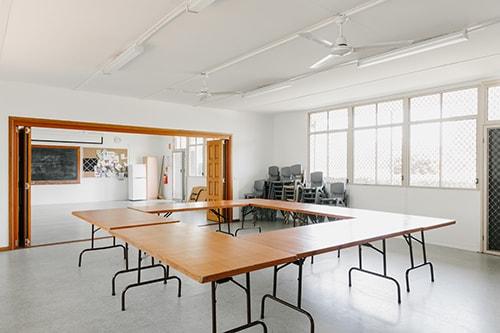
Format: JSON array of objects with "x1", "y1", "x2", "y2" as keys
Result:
[
  {"x1": 8, "y1": 116, "x2": 233, "y2": 251},
  {"x1": 482, "y1": 124, "x2": 500, "y2": 255},
  {"x1": 172, "y1": 150, "x2": 186, "y2": 201}
]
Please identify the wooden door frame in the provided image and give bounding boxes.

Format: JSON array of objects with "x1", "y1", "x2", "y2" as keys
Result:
[{"x1": 7, "y1": 116, "x2": 233, "y2": 251}]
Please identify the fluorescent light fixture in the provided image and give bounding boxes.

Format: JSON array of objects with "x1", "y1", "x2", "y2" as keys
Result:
[
  {"x1": 102, "y1": 44, "x2": 144, "y2": 74},
  {"x1": 244, "y1": 85, "x2": 292, "y2": 98},
  {"x1": 358, "y1": 31, "x2": 469, "y2": 68},
  {"x1": 187, "y1": 0, "x2": 217, "y2": 13}
]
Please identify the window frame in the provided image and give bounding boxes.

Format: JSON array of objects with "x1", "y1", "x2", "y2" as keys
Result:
[
  {"x1": 352, "y1": 99, "x2": 404, "y2": 186},
  {"x1": 308, "y1": 108, "x2": 349, "y2": 182},
  {"x1": 187, "y1": 137, "x2": 206, "y2": 177},
  {"x1": 308, "y1": 84, "x2": 481, "y2": 191}
]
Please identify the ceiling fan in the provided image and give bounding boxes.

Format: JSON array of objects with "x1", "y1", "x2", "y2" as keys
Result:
[
  {"x1": 299, "y1": 15, "x2": 413, "y2": 69},
  {"x1": 168, "y1": 73, "x2": 242, "y2": 102}
]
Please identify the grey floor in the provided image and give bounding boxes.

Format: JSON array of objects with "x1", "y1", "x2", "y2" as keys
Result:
[
  {"x1": 31, "y1": 200, "x2": 176, "y2": 245},
  {"x1": 2, "y1": 215, "x2": 500, "y2": 332}
]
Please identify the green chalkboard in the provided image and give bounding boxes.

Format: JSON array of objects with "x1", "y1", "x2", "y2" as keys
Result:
[{"x1": 31, "y1": 146, "x2": 80, "y2": 184}]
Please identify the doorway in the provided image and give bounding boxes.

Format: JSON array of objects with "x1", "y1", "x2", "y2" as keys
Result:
[
  {"x1": 8, "y1": 116, "x2": 233, "y2": 250},
  {"x1": 485, "y1": 126, "x2": 500, "y2": 254}
]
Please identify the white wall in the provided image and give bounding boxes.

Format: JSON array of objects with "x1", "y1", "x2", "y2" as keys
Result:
[
  {"x1": 272, "y1": 110, "x2": 481, "y2": 252},
  {"x1": 0, "y1": 81, "x2": 273, "y2": 247},
  {"x1": 30, "y1": 129, "x2": 173, "y2": 205}
]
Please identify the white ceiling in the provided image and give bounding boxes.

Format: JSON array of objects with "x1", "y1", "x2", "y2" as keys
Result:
[{"x1": 1, "y1": 0, "x2": 500, "y2": 113}]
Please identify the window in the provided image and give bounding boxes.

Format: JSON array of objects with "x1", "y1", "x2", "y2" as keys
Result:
[
  {"x1": 409, "y1": 88, "x2": 477, "y2": 188},
  {"x1": 308, "y1": 86, "x2": 479, "y2": 190},
  {"x1": 188, "y1": 137, "x2": 205, "y2": 177},
  {"x1": 488, "y1": 86, "x2": 500, "y2": 121},
  {"x1": 353, "y1": 100, "x2": 403, "y2": 185},
  {"x1": 309, "y1": 109, "x2": 348, "y2": 181},
  {"x1": 174, "y1": 136, "x2": 187, "y2": 150}
]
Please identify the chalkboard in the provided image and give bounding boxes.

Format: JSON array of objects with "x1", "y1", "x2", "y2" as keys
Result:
[{"x1": 31, "y1": 146, "x2": 80, "y2": 185}]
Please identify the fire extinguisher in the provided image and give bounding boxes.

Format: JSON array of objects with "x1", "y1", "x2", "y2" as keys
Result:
[{"x1": 163, "y1": 166, "x2": 168, "y2": 184}]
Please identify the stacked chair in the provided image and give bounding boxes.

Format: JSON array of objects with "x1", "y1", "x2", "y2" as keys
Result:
[
  {"x1": 244, "y1": 179, "x2": 267, "y2": 221},
  {"x1": 244, "y1": 164, "x2": 349, "y2": 226},
  {"x1": 299, "y1": 171, "x2": 326, "y2": 224}
]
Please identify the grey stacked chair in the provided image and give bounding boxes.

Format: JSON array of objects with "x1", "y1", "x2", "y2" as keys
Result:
[
  {"x1": 280, "y1": 167, "x2": 293, "y2": 182},
  {"x1": 321, "y1": 182, "x2": 348, "y2": 207},
  {"x1": 268, "y1": 166, "x2": 280, "y2": 182},
  {"x1": 291, "y1": 164, "x2": 304, "y2": 183},
  {"x1": 300, "y1": 171, "x2": 326, "y2": 224},
  {"x1": 244, "y1": 179, "x2": 266, "y2": 199},
  {"x1": 244, "y1": 179, "x2": 267, "y2": 221}
]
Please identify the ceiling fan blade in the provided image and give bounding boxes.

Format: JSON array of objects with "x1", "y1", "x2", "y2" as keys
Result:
[
  {"x1": 210, "y1": 91, "x2": 242, "y2": 96},
  {"x1": 353, "y1": 40, "x2": 413, "y2": 51},
  {"x1": 299, "y1": 32, "x2": 333, "y2": 48},
  {"x1": 310, "y1": 54, "x2": 336, "y2": 69},
  {"x1": 165, "y1": 88, "x2": 200, "y2": 95}
]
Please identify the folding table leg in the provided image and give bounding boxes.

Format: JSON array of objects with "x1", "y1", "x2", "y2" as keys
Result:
[
  {"x1": 404, "y1": 231, "x2": 435, "y2": 292},
  {"x1": 211, "y1": 273, "x2": 267, "y2": 333},
  {"x1": 120, "y1": 249, "x2": 182, "y2": 311},
  {"x1": 234, "y1": 207, "x2": 262, "y2": 236},
  {"x1": 348, "y1": 240, "x2": 402, "y2": 303},
  {"x1": 260, "y1": 259, "x2": 315, "y2": 333},
  {"x1": 78, "y1": 224, "x2": 127, "y2": 267}
]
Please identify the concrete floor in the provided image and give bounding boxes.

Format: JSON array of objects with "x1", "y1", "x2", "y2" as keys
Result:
[
  {"x1": 2, "y1": 216, "x2": 500, "y2": 332},
  {"x1": 31, "y1": 200, "x2": 176, "y2": 246}
]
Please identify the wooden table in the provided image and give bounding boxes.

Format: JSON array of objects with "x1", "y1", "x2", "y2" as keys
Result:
[
  {"x1": 129, "y1": 200, "x2": 259, "y2": 235},
  {"x1": 242, "y1": 212, "x2": 456, "y2": 332},
  {"x1": 111, "y1": 223, "x2": 296, "y2": 333},
  {"x1": 72, "y1": 208, "x2": 178, "y2": 267}
]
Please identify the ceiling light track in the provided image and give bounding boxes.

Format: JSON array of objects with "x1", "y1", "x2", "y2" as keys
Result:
[
  {"x1": 358, "y1": 31, "x2": 469, "y2": 68},
  {"x1": 144, "y1": 0, "x2": 390, "y2": 98}
]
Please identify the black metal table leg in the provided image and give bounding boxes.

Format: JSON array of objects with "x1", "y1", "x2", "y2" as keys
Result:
[
  {"x1": 348, "y1": 240, "x2": 402, "y2": 303},
  {"x1": 213, "y1": 208, "x2": 235, "y2": 236},
  {"x1": 234, "y1": 207, "x2": 262, "y2": 236},
  {"x1": 404, "y1": 231, "x2": 435, "y2": 292},
  {"x1": 120, "y1": 249, "x2": 182, "y2": 311},
  {"x1": 211, "y1": 273, "x2": 267, "y2": 333},
  {"x1": 78, "y1": 224, "x2": 127, "y2": 267},
  {"x1": 261, "y1": 259, "x2": 315, "y2": 333}
]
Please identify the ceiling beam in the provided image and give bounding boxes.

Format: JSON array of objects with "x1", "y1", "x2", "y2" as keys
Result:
[
  {"x1": 201, "y1": 16, "x2": 500, "y2": 108},
  {"x1": 0, "y1": 0, "x2": 13, "y2": 62},
  {"x1": 144, "y1": 0, "x2": 392, "y2": 98}
]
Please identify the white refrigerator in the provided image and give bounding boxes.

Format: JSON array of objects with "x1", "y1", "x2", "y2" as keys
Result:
[{"x1": 128, "y1": 164, "x2": 147, "y2": 201}]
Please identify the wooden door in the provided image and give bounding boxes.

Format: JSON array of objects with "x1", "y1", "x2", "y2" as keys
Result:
[
  {"x1": 206, "y1": 140, "x2": 225, "y2": 221},
  {"x1": 17, "y1": 126, "x2": 32, "y2": 247}
]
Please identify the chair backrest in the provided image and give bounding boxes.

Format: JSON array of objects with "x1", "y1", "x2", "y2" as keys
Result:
[
  {"x1": 330, "y1": 182, "x2": 345, "y2": 195},
  {"x1": 189, "y1": 186, "x2": 207, "y2": 202},
  {"x1": 291, "y1": 164, "x2": 303, "y2": 180},
  {"x1": 268, "y1": 166, "x2": 280, "y2": 182},
  {"x1": 310, "y1": 171, "x2": 323, "y2": 188},
  {"x1": 254, "y1": 179, "x2": 266, "y2": 197},
  {"x1": 280, "y1": 167, "x2": 292, "y2": 181}
]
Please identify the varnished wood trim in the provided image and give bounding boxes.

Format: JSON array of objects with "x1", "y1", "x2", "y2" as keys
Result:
[
  {"x1": 31, "y1": 145, "x2": 81, "y2": 185},
  {"x1": 8, "y1": 116, "x2": 233, "y2": 251},
  {"x1": 0, "y1": 246, "x2": 10, "y2": 252},
  {"x1": 9, "y1": 116, "x2": 231, "y2": 139},
  {"x1": 8, "y1": 117, "x2": 17, "y2": 250}
]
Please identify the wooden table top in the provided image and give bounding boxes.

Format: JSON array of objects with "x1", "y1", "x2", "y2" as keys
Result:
[
  {"x1": 110, "y1": 223, "x2": 296, "y2": 283},
  {"x1": 129, "y1": 199, "x2": 251, "y2": 214},
  {"x1": 72, "y1": 208, "x2": 179, "y2": 231},
  {"x1": 242, "y1": 212, "x2": 455, "y2": 258}
]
